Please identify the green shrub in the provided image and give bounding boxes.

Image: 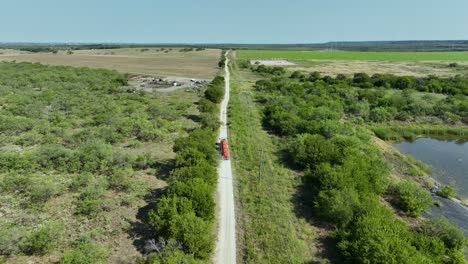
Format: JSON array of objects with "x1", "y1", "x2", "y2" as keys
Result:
[
  {"x1": 75, "y1": 184, "x2": 106, "y2": 217},
  {"x1": 289, "y1": 133, "x2": 340, "y2": 168},
  {"x1": 436, "y1": 185, "x2": 456, "y2": 199},
  {"x1": 395, "y1": 180, "x2": 432, "y2": 217},
  {"x1": 167, "y1": 178, "x2": 215, "y2": 221},
  {"x1": 168, "y1": 213, "x2": 213, "y2": 259},
  {"x1": 314, "y1": 188, "x2": 360, "y2": 226},
  {"x1": 170, "y1": 163, "x2": 217, "y2": 186},
  {"x1": 27, "y1": 177, "x2": 65, "y2": 204},
  {"x1": 108, "y1": 167, "x2": 133, "y2": 191},
  {"x1": 148, "y1": 195, "x2": 194, "y2": 238},
  {"x1": 70, "y1": 172, "x2": 94, "y2": 191},
  {"x1": 20, "y1": 222, "x2": 64, "y2": 256},
  {"x1": 144, "y1": 239, "x2": 204, "y2": 264},
  {"x1": 204, "y1": 78, "x2": 224, "y2": 104},
  {"x1": 420, "y1": 217, "x2": 466, "y2": 250},
  {"x1": 60, "y1": 237, "x2": 108, "y2": 264},
  {"x1": 0, "y1": 225, "x2": 28, "y2": 255},
  {"x1": 372, "y1": 127, "x2": 400, "y2": 141}
]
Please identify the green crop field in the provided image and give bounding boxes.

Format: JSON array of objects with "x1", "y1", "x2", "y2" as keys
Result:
[{"x1": 239, "y1": 50, "x2": 468, "y2": 61}]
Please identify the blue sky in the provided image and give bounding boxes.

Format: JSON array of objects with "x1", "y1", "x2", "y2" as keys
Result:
[{"x1": 1, "y1": 0, "x2": 467, "y2": 43}]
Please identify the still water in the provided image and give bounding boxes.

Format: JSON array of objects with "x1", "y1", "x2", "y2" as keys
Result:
[
  {"x1": 394, "y1": 138, "x2": 468, "y2": 199},
  {"x1": 394, "y1": 138, "x2": 468, "y2": 234}
]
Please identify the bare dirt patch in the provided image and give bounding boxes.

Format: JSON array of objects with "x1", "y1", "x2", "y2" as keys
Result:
[
  {"x1": 288, "y1": 60, "x2": 468, "y2": 77},
  {"x1": 250, "y1": 59, "x2": 296, "y2": 66}
]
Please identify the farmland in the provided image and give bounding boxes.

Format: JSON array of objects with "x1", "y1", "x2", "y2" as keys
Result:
[
  {"x1": 239, "y1": 50, "x2": 468, "y2": 61},
  {"x1": 0, "y1": 47, "x2": 221, "y2": 78}
]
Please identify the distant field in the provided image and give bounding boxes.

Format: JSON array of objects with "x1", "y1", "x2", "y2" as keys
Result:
[
  {"x1": 0, "y1": 48, "x2": 221, "y2": 78},
  {"x1": 239, "y1": 50, "x2": 468, "y2": 61}
]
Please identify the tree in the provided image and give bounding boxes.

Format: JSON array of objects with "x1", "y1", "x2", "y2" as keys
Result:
[
  {"x1": 315, "y1": 188, "x2": 360, "y2": 226},
  {"x1": 167, "y1": 178, "x2": 215, "y2": 221},
  {"x1": 148, "y1": 195, "x2": 194, "y2": 237},
  {"x1": 308, "y1": 71, "x2": 321, "y2": 82},
  {"x1": 289, "y1": 133, "x2": 339, "y2": 169},
  {"x1": 168, "y1": 213, "x2": 213, "y2": 259},
  {"x1": 170, "y1": 163, "x2": 217, "y2": 186},
  {"x1": 353, "y1": 72, "x2": 372, "y2": 88}
]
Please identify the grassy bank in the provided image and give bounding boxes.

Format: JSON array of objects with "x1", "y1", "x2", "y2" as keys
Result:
[
  {"x1": 371, "y1": 125, "x2": 468, "y2": 141},
  {"x1": 229, "y1": 57, "x2": 320, "y2": 263}
]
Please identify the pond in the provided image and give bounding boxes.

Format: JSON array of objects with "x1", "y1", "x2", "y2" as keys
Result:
[
  {"x1": 394, "y1": 137, "x2": 468, "y2": 234},
  {"x1": 394, "y1": 138, "x2": 468, "y2": 199}
]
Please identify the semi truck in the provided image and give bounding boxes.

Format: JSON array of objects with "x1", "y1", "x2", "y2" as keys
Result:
[{"x1": 220, "y1": 138, "x2": 230, "y2": 160}]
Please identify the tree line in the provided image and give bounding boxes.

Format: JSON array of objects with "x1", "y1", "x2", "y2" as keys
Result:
[{"x1": 144, "y1": 76, "x2": 225, "y2": 263}]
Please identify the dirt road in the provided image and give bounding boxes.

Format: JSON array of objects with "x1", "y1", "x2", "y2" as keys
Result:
[{"x1": 215, "y1": 52, "x2": 236, "y2": 264}]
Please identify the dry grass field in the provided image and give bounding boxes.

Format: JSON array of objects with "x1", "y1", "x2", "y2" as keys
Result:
[
  {"x1": 0, "y1": 48, "x2": 221, "y2": 78},
  {"x1": 287, "y1": 60, "x2": 468, "y2": 77}
]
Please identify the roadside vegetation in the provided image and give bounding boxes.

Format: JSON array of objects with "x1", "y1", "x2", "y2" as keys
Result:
[
  {"x1": 228, "y1": 60, "x2": 321, "y2": 263},
  {"x1": 233, "y1": 59, "x2": 467, "y2": 263},
  {"x1": 143, "y1": 76, "x2": 225, "y2": 263},
  {"x1": 0, "y1": 61, "x2": 201, "y2": 263}
]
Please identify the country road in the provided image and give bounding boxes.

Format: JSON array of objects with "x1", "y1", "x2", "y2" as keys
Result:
[{"x1": 215, "y1": 52, "x2": 236, "y2": 264}]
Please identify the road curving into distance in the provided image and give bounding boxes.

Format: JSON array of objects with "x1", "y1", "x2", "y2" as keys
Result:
[{"x1": 214, "y1": 51, "x2": 236, "y2": 264}]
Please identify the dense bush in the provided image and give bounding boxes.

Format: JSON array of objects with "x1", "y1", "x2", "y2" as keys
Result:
[
  {"x1": 147, "y1": 75, "x2": 224, "y2": 261},
  {"x1": 252, "y1": 70, "x2": 466, "y2": 262},
  {"x1": 20, "y1": 222, "x2": 64, "y2": 256},
  {"x1": 0, "y1": 61, "x2": 196, "y2": 261},
  {"x1": 60, "y1": 237, "x2": 108, "y2": 264},
  {"x1": 395, "y1": 180, "x2": 433, "y2": 217},
  {"x1": 436, "y1": 185, "x2": 456, "y2": 199},
  {"x1": 204, "y1": 76, "x2": 225, "y2": 103}
]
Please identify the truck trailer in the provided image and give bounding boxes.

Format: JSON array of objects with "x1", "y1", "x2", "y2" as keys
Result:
[{"x1": 220, "y1": 139, "x2": 230, "y2": 160}]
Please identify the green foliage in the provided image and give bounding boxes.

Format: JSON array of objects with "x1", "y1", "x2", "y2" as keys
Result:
[
  {"x1": 420, "y1": 217, "x2": 466, "y2": 251},
  {"x1": 204, "y1": 76, "x2": 225, "y2": 103},
  {"x1": 395, "y1": 180, "x2": 432, "y2": 217},
  {"x1": 0, "y1": 224, "x2": 28, "y2": 255},
  {"x1": 337, "y1": 205, "x2": 433, "y2": 264},
  {"x1": 314, "y1": 188, "x2": 360, "y2": 226},
  {"x1": 146, "y1": 75, "x2": 224, "y2": 262},
  {"x1": 168, "y1": 213, "x2": 214, "y2": 259},
  {"x1": 144, "y1": 239, "x2": 203, "y2": 264},
  {"x1": 167, "y1": 178, "x2": 215, "y2": 221},
  {"x1": 20, "y1": 222, "x2": 64, "y2": 256},
  {"x1": 148, "y1": 195, "x2": 195, "y2": 238},
  {"x1": 253, "y1": 69, "x2": 466, "y2": 263},
  {"x1": 289, "y1": 134, "x2": 339, "y2": 168},
  {"x1": 253, "y1": 65, "x2": 286, "y2": 76},
  {"x1": 436, "y1": 185, "x2": 456, "y2": 199},
  {"x1": 170, "y1": 163, "x2": 217, "y2": 186},
  {"x1": 0, "y1": 61, "x2": 198, "y2": 261},
  {"x1": 75, "y1": 184, "x2": 106, "y2": 217},
  {"x1": 174, "y1": 129, "x2": 217, "y2": 166},
  {"x1": 60, "y1": 237, "x2": 109, "y2": 264}
]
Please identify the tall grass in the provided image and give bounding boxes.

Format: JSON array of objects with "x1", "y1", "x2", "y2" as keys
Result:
[
  {"x1": 371, "y1": 125, "x2": 468, "y2": 141},
  {"x1": 228, "y1": 61, "x2": 312, "y2": 263}
]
